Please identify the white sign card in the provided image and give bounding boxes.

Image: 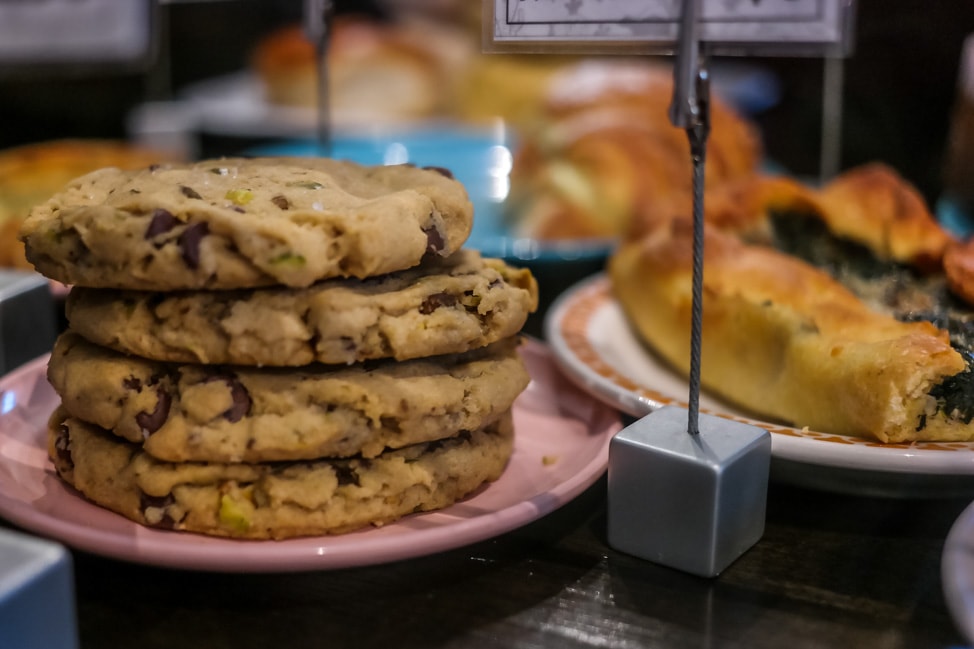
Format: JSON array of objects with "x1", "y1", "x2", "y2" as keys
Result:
[
  {"x1": 488, "y1": 0, "x2": 856, "y2": 56},
  {"x1": 0, "y1": 0, "x2": 154, "y2": 68}
]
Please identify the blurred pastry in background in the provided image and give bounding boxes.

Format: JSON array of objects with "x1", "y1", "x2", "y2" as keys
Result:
[
  {"x1": 251, "y1": 16, "x2": 472, "y2": 128},
  {"x1": 654, "y1": 163, "x2": 953, "y2": 267},
  {"x1": 943, "y1": 34, "x2": 974, "y2": 217},
  {"x1": 381, "y1": 0, "x2": 579, "y2": 128},
  {"x1": 504, "y1": 60, "x2": 763, "y2": 241},
  {"x1": 624, "y1": 162, "x2": 952, "y2": 269},
  {"x1": 378, "y1": 0, "x2": 483, "y2": 33},
  {"x1": 0, "y1": 139, "x2": 174, "y2": 270},
  {"x1": 452, "y1": 54, "x2": 582, "y2": 128}
]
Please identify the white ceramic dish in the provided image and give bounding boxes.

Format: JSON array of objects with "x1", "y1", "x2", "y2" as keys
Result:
[
  {"x1": 179, "y1": 64, "x2": 782, "y2": 138},
  {"x1": 0, "y1": 340, "x2": 621, "y2": 572},
  {"x1": 181, "y1": 72, "x2": 318, "y2": 139},
  {"x1": 944, "y1": 500, "x2": 974, "y2": 645},
  {"x1": 544, "y1": 275, "x2": 974, "y2": 498}
]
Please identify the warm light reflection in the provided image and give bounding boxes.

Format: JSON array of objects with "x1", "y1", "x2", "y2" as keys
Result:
[{"x1": 0, "y1": 391, "x2": 15, "y2": 415}]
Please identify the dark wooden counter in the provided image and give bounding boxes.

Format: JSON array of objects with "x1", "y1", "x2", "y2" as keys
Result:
[{"x1": 8, "y1": 477, "x2": 969, "y2": 649}]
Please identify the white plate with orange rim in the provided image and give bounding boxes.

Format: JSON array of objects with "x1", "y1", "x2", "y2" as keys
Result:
[
  {"x1": 0, "y1": 340, "x2": 622, "y2": 572},
  {"x1": 545, "y1": 275, "x2": 974, "y2": 498}
]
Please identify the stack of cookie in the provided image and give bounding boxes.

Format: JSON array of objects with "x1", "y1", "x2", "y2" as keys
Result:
[{"x1": 21, "y1": 157, "x2": 538, "y2": 539}]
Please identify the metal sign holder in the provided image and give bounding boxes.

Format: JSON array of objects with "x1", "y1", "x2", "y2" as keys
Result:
[{"x1": 482, "y1": 0, "x2": 856, "y2": 577}]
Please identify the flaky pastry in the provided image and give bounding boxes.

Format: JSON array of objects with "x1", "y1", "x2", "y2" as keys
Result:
[
  {"x1": 506, "y1": 61, "x2": 762, "y2": 240},
  {"x1": 610, "y1": 165, "x2": 974, "y2": 443}
]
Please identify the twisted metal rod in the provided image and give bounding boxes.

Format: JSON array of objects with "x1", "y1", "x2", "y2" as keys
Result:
[{"x1": 686, "y1": 99, "x2": 710, "y2": 436}]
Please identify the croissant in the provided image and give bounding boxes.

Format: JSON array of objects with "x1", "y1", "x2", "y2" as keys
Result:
[{"x1": 507, "y1": 60, "x2": 763, "y2": 240}]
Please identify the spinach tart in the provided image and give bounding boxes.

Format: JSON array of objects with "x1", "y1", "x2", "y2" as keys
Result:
[{"x1": 609, "y1": 164, "x2": 974, "y2": 443}]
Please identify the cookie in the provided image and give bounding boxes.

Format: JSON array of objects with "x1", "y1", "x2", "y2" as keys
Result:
[
  {"x1": 21, "y1": 156, "x2": 473, "y2": 290},
  {"x1": 48, "y1": 407, "x2": 513, "y2": 539},
  {"x1": 65, "y1": 249, "x2": 538, "y2": 365},
  {"x1": 48, "y1": 331, "x2": 528, "y2": 462}
]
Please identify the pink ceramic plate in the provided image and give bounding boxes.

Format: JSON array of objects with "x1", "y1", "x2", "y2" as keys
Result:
[
  {"x1": 545, "y1": 275, "x2": 974, "y2": 497},
  {"x1": 0, "y1": 339, "x2": 621, "y2": 572}
]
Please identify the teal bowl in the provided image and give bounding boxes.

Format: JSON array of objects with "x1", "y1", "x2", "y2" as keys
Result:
[{"x1": 248, "y1": 127, "x2": 612, "y2": 265}]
